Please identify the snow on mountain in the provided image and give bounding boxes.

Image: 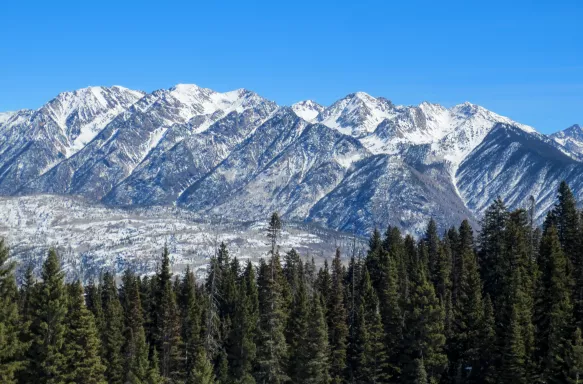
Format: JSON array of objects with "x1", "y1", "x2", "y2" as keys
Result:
[
  {"x1": 317, "y1": 92, "x2": 396, "y2": 137},
  {"x1": 0, "y1": 194, "x2": 360, "y2": 279},
  {"x1": 1, "y1": 82, "x2": 580, "y2": 243},
  {"x1": 103, "y1": 99, "x2": 278, "y2": 206},
  {"x1": 180, "y1": 119, "x2": 369, "y2": 221},
  {"x1": 0, "y1": 109, "x2": 33, "y2": 131},
  {"x1": 551, "y1": 124, "x2": 583, "y2": 157},
  {"x1": 315, "y1": 93, "x2": 536, "y2": 171},
  {"x1": 291, "y1": 100, "x2": 324, "y2": 122},
  {"x1": 20, "y1": 85, "x2": 277, "y2": 201},
  {"x1": 456, "y1": 123, "x2": 583, "y2": 220},
  {"x1": 429, "y1": 102, "x2": 537, "y2": 166},
  {"x1": 307, "y1": 153, "x2": 477, "y2": 236},
  {"x1": 0, "y1": 111, "x2": 16, "y2": 126},
  {"x1": 41, "y1": 86, "x2": 146, "y2": 155}
]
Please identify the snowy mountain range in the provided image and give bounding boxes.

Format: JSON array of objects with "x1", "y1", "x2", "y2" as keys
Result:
[{"x1": 1, "y1": 83, "x2": 581, "y2": 238}]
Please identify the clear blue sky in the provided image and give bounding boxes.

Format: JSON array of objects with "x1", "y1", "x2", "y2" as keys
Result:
[{"x1": 0, "y1": 0, "x2": 581, "y2": 134}]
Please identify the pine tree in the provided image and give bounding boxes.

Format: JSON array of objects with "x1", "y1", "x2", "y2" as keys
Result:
[
  {"x1": 505, "y1": 210, "x2": 537, "y2": 380},
  {"x1": 327, "y1": 248, "x2": 348, "y2": 384},
  {"x1": 179, "y1": 266, "x2": 202, "y2": 375},
  {"x1": 536, "y1": 225, "x2": 573, "y2": 382},
  {"x1": 286, "y1": 267, "x2": 310, "y2": 383},
  {"x1": 63, "y1": 281, "x2": 107, "y2": 384},
  {"x1": 413, "y1": 357, "x2": 428, "y2": 384},
  {"x1": 401, "y1": 250, "x2": 447, "y2": 383},
  {"x1": 267, "y1": 212, "x2": 282, "y2": 257},
  {"x1": 255, "y1": 254, "x2": 288, "y2": 384},
  {"x1": 551, "y1": 182, "x2": 583, "y2": 324},
  {"x1": 28, "y1": 249, "x2": 68, "y2": 384},
  {"x1": 227, "y1": 260, "x2": 257, "y2": 383},
  {"x1": 478, "y1": 197, "x2": 509, "y2": 312},
  {"x1": 424, "y1": 218, "x2": 440, "y2": 285},
  {"x1": 302, "y1": 293, "x2": 331, "y2": 384},
  {"x1": 500, "y1": 304, "x2": 526, "y2": 384},
  {"x1": 355, "y1": 268, "x2": 389, "y2": 383},
  {"x1": 121, "y1": 270, "x2": 150, "y2": 383},
  {"x1": 86, "y1": 279, "x2": 105, "y2": 337},
  {"x1": 0, "y1": 239, "x2": 27, "y2": 383},
  {"x1": 568, "y1": 328, "x2": 583, "y2": 384},
  {"x1": 100, "y1": 272, "x2": 125, "y2": 384},
  {"x1": 451, "y1": 225, "x2": 483, "y2": 383},
  {"x1": 317, "y1": 259, "x2": 332, "y2": 308},
  {"x1": 479, "y1": 295, "x2": 497, "y2": 383},
  {"x1": 284, "y1": 248, "x2": 303, "y2": 296},
  {"x1": 377, "y1": 251, "x2": 402, "y2": 381},
  {"x1": 384, "y1": 226, "x2": 408, "y2": 301},
  {"x1": 18, "y1": 263, "x2": 35, "y2": 324},
  {"x1": 153, "y1": 247, "x2": 183, "y2": 380},
  {"x1": 365, "y1": 228, "x2": 383, "y2": 292},
  {"x1": 188, "y1": 348, "x2": 216, "y2": 384},
  {"x1": 146, "y1": 349, "x2": 162, "y2": 384}
]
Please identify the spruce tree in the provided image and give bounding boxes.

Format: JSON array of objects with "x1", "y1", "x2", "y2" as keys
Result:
[
  {"x1": 179, "y1": 266, "x2": 202, "y2": 375},
  {"x1": 401, "y1": 250, "x2": 447, "y2": 383},
  {"x1": 188, "y1": 348, "x2": 216, "y2": 384},
  {"x1": 478, "y1": 294, "x2": 497, "y2": 383},
  {"x1": 227, "y1": 260, "x2": 257, "y2": 383},
  {"x1": 146, "y1": 349, "x2": 162, "y2": 384},
  {"x1": 121, "y1": 270, "x2": 150, "y2": 383},
  {"x1": 536, "y1": 225, "x2": 573, "y2": 382},
  {"x1": 478, "y1": 197, "x2": 509, "y2": 312},
  {"x1": 356, "y1": 268, "x2": 389, "y2": 383},
  {"x1": 18, "y1": 263, "x2": 35, "y2": 324},
  {"x1": 255, "y1": 254, "x2": 288, "y2": 384},
  {"x1": 28, "y1": 249, "x2": 68, "y2": 384},
  {"x1": 451, "y1": 227, "x2": 483, "y2": 383},
  {"x1": 500, "y1": 304, "x2": 526, "y2": 384},
  {"x1": 365, "y1": 228, "x2": 383, "y2": 292},
  {"x1": 317, "y1": 259, "x2": 332, "y2": 308},
  {"x1": 153, "y1": 247, "x2": 183, "y2": 380},
  {"x1": 0, "y1": 239, "x2": 27, "y2": 383},
  {"x1": 384, "y1": 226, "x2": 408, "y2": 301},
  {"x1": 101, "y1": 271, "x2": 125, "y2": 384},
  {"x1": 551, "y1": 182, "x2": 583, "y2": 324},
  {"x1": 568, "y1": 328, "x2": 583, "y2": 384},
  {"x1": 327, "y1": 248, "x2": 348, "y2": 384},
  {"x1": 378, "y1": 251, "x2": 402, "y2": 381},
  {"x1": 286, "y1": 267, "x2": 310, "y2": 383},
  {"x1": 303, "y1": 293, "x2": 331, "y2": 384},
  {"x1": 86, "y1": 279, "x2": 105, "y2": 338},
  {"x1": 63, "y1": 281, "x2": 107, "y2": 384},
  {"x1": 424, "y1": 218, "x2": 440, "y2": 285}
]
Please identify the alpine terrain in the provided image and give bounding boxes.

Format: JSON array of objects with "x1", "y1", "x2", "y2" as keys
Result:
[{"x1": 0, "y1": 83, "x2": 581, "y2": 242}]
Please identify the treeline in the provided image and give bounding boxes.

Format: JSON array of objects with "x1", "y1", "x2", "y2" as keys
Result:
[{"x1": 1, "y1": 182, "x2": 583, "y2": 383}]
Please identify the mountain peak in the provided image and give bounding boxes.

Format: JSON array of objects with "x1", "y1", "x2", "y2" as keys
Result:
[
  {"x1": 550, "y1": 124, "x2": 583, "y2": 157},
  {"x1": 291, "y1": 100, "x2": 324, "y2": 122}
]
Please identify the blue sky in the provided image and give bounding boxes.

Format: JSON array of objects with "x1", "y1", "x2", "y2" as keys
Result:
[{"x1": 0, "y1": 0, "x2": 581, "y2": 134}]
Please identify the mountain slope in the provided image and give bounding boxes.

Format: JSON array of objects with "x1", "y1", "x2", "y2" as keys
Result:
[
  {"x1": 103, "y1": 98, "x2": 278, "y2": 206},
  {"x1": 456, "y1": 123, "x2": 583, "y2": 220},
  {"x1": 1, "y1": 83, "x2": 581, "y2": 237},
  {"x1": 0, "y1": 86, "x2": 143, "y2": 194},
  {"x1": 20, "y1": 85, "x2": 273, "y2": 200}
]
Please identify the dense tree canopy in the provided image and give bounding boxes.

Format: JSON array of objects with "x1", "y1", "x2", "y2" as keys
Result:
[{"x1": 2, "y1": 185, "x2": 583, "y2": 383}]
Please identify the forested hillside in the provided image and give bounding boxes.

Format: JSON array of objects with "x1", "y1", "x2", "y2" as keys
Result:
[{"x1": 1, "y1": 182, "x2": 583, "y2": 383}]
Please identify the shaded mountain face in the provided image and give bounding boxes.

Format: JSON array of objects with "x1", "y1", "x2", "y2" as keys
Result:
[
  {"x1": 457, "y1": 123, "x2": 583, "y2": 221},
  {"x1": 2, "y1": 84, "x2": 581, "y2": 235}
]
